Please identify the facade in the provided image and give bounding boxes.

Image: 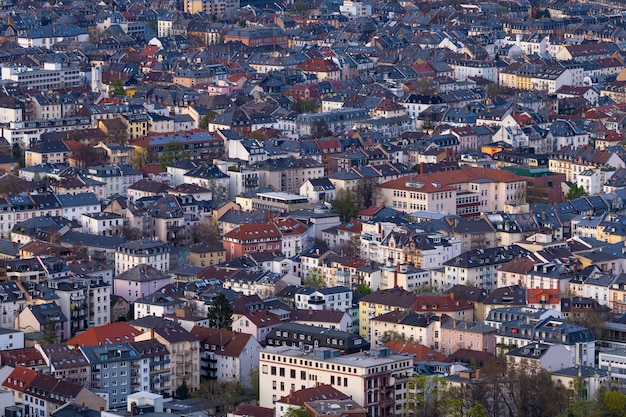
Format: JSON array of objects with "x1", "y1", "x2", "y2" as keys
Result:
[
  {"x1": 259, "y1": 346, "x2": 412, "y2": 417},
  {"x1": 135, "y1": 327, "x2": 201, "y2": 396},
  {"x1": 294, "y1": 286, "x2": 353, "y2": 311},
  {"x1": 114, "y1": 238, "x2": 170, "y2": 276},
  {"x1": 113, "y1": 265, "x2": 172, "y2": 303}
]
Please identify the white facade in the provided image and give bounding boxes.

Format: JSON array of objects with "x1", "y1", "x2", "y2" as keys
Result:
[
  {"x1": 259, "y1": 346, "x2": 413, "y2": 415},
  {"x1": 0, "y1": 328, "x2": 24, "y2": 350}
]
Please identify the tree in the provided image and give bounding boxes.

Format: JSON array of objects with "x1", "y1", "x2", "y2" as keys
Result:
[
  {"x1": 121, "y1": 226, "x2": 142, "y2": 241},
  {"x1": 381, "y1": 330, "x2": 408, "y2": 343},
  {"x1": 311, "y1": 119, "x2": 331, "y2": 137},
  {"x1": 291, "y1": 0, "x2": 309, "y2": 17},
  {"x1": 109, "y1": 79, "x2": 125, "y2": 97},
  {"x1": 132, "y1": 146, "x2": 149, "y2": 169},
  {"x1": 189, "y1": 220, "x2": 221, "y2": 246},
  {"x1": 284, "y1": 407, "x2": 309, "y2": 417},
  {"x1": 566, "y1": 184, "x2": 587, "y2": 200},
  {"x1": 199, "y1": 111, "x2": 217, "y2": 129},
  {"x1": 69, "y1": 142, "x2": 106, "y2": 169},
  {"x1": 148, "y1": 19, "x2": 157, "y2": 32},
  {"x1": 176, "y1": 380, "x2": 190, "y2": 399},
  {"x1": 192, "y1": 381, "x2": 243, "y2": 416},
  {"x1": 41, "y1": 319, "x2": 59, "y2": 344},
  {"x1": 416, "y1": 77, "x2": 437, "y2": 95},
  {"x1": 602, "y1": 391, "x2": 626, "y2": 417},
  {"x1": 159, "y1": 141, "x2": 190, "y2": 169},
  {"x1": 406, "y1": 374, "x2": 451, "y2": 417},
  {"x1": 303, "y1": 267, "x2": 326, "y2": 288},
  {"x1": 355, "y1": 282, "x2": 372, "y2": 295},
  {"x1": 293, "y1": 98, "x2": 318, "y2": 113},
  {"x1": 12, "y1": 143, "x2": 24, "y2": 168},
  {"x1": 332, "y1": 189, "x2": 358, "y2": 222},
  {"x1": 126, "y1": 303, "x2": 135, "y2": 321},
  {"x1": 249, "y1": 368, "x2": 259, "y2": 398},
  {"x1": 207, "y1": 293, "x2": 233, "y2": 329},
  {"x1": 333, "y1": 234, "x2": 361, "y2": 258}
]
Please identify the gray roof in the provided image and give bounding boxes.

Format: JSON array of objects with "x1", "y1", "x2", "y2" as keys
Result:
[
  {"x1": 56, "y1": 192, "x2": 100, "y2": 208},
  {"x1": 115, "y1": 264, "x2": 171, "y2": 283}
]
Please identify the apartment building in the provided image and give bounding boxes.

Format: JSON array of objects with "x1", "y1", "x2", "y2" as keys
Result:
[
  {"x1": 259, "y1": 346, "x2": 413, "y2": 417},
  {"x1": 135, "y1": 326, "x2": 200, "y2": 396},
  {"x1": 114, "y1": 238, "x2": 170, "y2": 276},
  {"x1": 378, "y1": 167, "x2": 527, "y2": 216}
]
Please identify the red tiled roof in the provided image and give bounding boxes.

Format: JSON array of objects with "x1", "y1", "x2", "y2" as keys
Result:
[
  {"x1": 380, "y1": 166, "x2": 525, "y2": 192},
  {"x1": 527, "y1": 289, "x2": 560, "y2": 304},
  {"x1": 191, "y1": 327, "x2": 254, "y2": 357},
  {"x1": 0, "y1": 347, "x2": 45, "y2": 369},
  {"x1": 275, "y1": 217, "x2": 309, "y2": 236},
  {"x1": 230, "y1": 405, "x2": 273, "y2": 417},
  {"x1": 498, "y1": 257, "x2": 536, "y2": 274},
  {"x1": 66, "y1": 322, "x2": 141, "y2": 347},
  {"x1": 3, "y1": 366, "x2": 37, "y2": 392},
  {"x1": 223, "y1": 222, "x2": 282, "y2": 241},
  {"x1": 277, "y1": 384, "x2": 349, "y2": 405},
  {"x1": 383, "y1": 340, "x2": 446, "y2": 363}
]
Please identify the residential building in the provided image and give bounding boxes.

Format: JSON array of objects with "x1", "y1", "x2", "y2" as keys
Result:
[
  {"x1": 191, "y1": 327, "x2": 260, "y2": 387},
  {"x1": 113, "y1": 265, "x2": 172, "y2": 303},
  {"x1": 369, "y1": 311, "x2": 439, "y2": 349},
  {"x1": 358, "y1": 288, "x2": 418, "y2": 339},
  {"x1": 439, "y1": 317, "x2": 497, "y2": 355},
  {"x1": 259, "y1": 346, "x2": 413, "y2": 417},
  {"x1": 266, "y1": 323, "x2": 368, "y2": 354},
  {"x1": 294, "y1": 286, "x2": 353, "y2": 311},
  {"x1": 114, "y1": 238, "x2": 170, "y2": 276},
  {"x1": 135, "y1": 327, "x2": 201, "y2": 396}
]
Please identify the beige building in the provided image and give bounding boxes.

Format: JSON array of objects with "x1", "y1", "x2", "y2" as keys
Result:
[
  {"x1": 370, "y1": 310, "x2": 440, "y2": 349},
  {"x1": 259, "y1": 346, "x2": 413, "y2": 417},
  {"x1": 189, "y1": 242, "x2": 226, "y2": 267},
  {"x1": 135, "y1": 327, "x2": 200, "y2": 396}
]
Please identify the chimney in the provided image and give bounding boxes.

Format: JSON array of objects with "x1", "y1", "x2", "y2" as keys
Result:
[
  {"x1": 450, "y1": 292, "x2": 454, "y2": 301},
  {"x1": 419, "y1": 162, "x2": 425, "y2": 174}
]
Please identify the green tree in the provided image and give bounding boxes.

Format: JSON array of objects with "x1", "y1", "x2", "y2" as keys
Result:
[
  {"x1": 126, "y1": 303, "x2": 135, "y2": 321},
  {"x1": 207, "y1": 293, "x2": 233, "y2": 329},
  {"x1": 12, "y1": 143, "x2": 24, "y2": 168},
  {"x1": 566, "y1": 184, "x2": 587, "y2": 200},
  {"x1": 467, "y1": 402, "x2": 489, "y2": 417},
  {"x1": 380, "y1": 330, "x2": 408, "y2": 343},
  {"x1": 356, "y1": 282, "x2": 372, "y2": 295},
  {"x1": 109, "y1": 79, "x2": 125, "y2": 97},
  {"x1": 148, "y1": 19, "x2": 157, "y2": 32},
  {"x1": 159, "y1": 141, "x2": 190, "y2": 169},
  {"x1": 291, "y1": 0, "x2": 309, "y2": 17},
  {"x1": 192, "y1": 381, "x2": 243, "y2": 416},
  {"x1": 199, "y1": 111, "x2": 217, "y2": 129},
  {"x1": 284, "y1": 407, "x2": 308, "y2": 417},
  {"x1": 175, "y1": 380, "x2": 190, "y2": 399},
  {"x1": 303, "y1": 267, "x2": 326, "y2": 287},
  {"x1": 603, "y1": 391, "x2": 626, "y2": 417},
  {"x1": 41, "y1": 319, "x2": 59, "y2": 344},
  {"x1": 249, "y1": 368, "x2": 259, "y2": 398},
  {"x1": 332, "y1": 189, "x2": 358, "y2": 221}
]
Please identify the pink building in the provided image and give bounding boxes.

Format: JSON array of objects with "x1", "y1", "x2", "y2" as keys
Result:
[
  {"x1": 113, "y1": 265, "x2": 172, "y2": 303},
  {"x1": 439, "y1": 316, "x2": 497, "y2": 356},
  {"x1": 233, "y1": 309, "x2": 291, "y2": 343}
]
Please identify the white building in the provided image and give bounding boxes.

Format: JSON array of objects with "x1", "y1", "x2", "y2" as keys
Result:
[
  {"x1": 81, "y1": 212, "x2": 123, "y2": 236},
  {"x1": 259, "y1": 346, "x2": 412, "y2": 416},
  {"x1": 114, "y1": 238, "x2": 171, "y2": 276},
  {"x1": 0, "y1": 327, "x2": 24, "y2": 350},
  {"x1": 294, "y1": 286, "x2": 353, "y2": 311}
]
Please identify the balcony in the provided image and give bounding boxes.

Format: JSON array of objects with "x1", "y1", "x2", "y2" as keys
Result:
[
  {"x1": 150, "y1": 368, "x2": 169, "y2": 375},
  {"x1": 167, "y1": 224, "x2": 183, "y2": 231}
]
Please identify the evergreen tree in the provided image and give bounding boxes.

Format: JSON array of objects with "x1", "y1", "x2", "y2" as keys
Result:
[{"x1": 207, "y1": 293, "x2": 233, "y2": 329}]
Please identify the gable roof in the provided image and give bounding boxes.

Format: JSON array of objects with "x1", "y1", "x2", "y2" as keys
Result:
[{"x1": 66, "y1": 322, "x2": 141, "y2": 347}]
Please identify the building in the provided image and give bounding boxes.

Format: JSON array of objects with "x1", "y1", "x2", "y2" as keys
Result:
[
  {"x1": 358, "y1": 288, "x2": 418, "y2": 339},
  {"x1": 439, "y1": 317, "x2": 497, "y2": 355},
  {"x1": 191, "y1": 327, "x2": 260, "y2": 387},
  {"x1": 80, "y1": 342, "x2": 139, "y2": 408},
  {"x1": 266, "y1": 323, "x2": 369, "y2": 354},
  {"x1": 294, "y1": 286, "x2": 353, "y2": 311},
  {"x1": 506, "y1": 342, "x2": 574, "y2": 371},
  {"x1": 113, "y1": 265, "x2": 172, "y2": 303},
  {"x1": 369, "y1": 311, "x2": 439, "y2": 349},
  {"x1": 378, "y1": 167, "x2": 527, "y2": 216},
  {"x1": 115, "y1": 238, "x2": 170, "y2": 276},
  {"x1": 135, "y1": 327, "x2": 201, "y2": 396},
  {"x1": 222, "y1": 221, "x2": 282, "y2": 260},
  {"x1": 188, "y1": 242, "x2": 226, "y2": 267},
  {"x1": 259, "y1": 346, "x2": 413, "y2": 417}
]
